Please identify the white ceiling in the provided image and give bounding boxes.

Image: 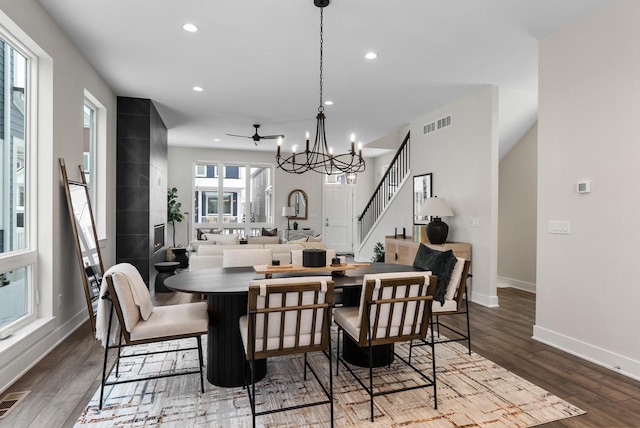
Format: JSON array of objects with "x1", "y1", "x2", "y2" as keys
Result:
[{"x1": 38, "y1": 0, "x2": 611, "y2": 159}]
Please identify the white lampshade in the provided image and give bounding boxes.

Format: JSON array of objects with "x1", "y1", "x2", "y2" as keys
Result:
[
  {"x1": 419, "y1": 197, "x2": 454, "y2": 217},
  {"x1": 282, "y1": 206, "x2": 296, "y2": 217}
]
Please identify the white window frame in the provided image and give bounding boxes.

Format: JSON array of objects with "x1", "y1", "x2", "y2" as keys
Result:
[
  {"x1": 193, "y1": 161, "x2": 274, "y2": 235},
  {"x1": 83, "y1": 90, "x2": 106, "y2": 239},
  {"x1": 0, "y1": 27, "x2": 38, "y2": 336}
]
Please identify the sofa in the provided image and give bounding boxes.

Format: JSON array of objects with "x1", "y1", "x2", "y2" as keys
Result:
[{"x1": 188, "y1": 233, "x2": 329, "y2": 270}]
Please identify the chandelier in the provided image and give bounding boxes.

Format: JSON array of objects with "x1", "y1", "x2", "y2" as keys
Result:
[{"x1": 276, "y1": 0, "x2": 366, "y2": 177}]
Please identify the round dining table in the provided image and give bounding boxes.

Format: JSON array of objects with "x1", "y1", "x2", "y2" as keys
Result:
[{"x1": 164, "y1": 263, "x2": 423, "y2": 387}]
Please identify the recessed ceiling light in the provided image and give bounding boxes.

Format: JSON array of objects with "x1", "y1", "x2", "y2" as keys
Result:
[
  {"x1": 365, "y1": 52, "x2": 378, "y2": 60},
  {"x1": 214, "y1": 138, "x2": 221, "y2": 142},
  {"x1": 183, "y1": 23, "x2": 198, "y2": 32},
  {"x1": 324, "y1": 100, "x2": 334, "y2": 106},
  {"x1": 193, "y1": 86, "x2": 204, "y2": 92}
]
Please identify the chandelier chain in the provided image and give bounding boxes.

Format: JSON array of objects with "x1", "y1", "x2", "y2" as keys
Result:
[{"x1": 319, "y1": 7, "x2": 324, "y2": 111}]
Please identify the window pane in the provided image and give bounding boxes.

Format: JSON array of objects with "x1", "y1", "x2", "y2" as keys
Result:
[
  {"x1": 224, "y1": 164, "x2": 243, "y2": 224},
  {"x1": 0, "y1": 267, "x2": 28, "y2": 329},
  {"x1": 83, "y1": 103, "x2": 96, "y2": 203},
  {"x1": 1, "y1": 40, "x2": 28, "y2": 253},
  {"x1": 250, "y1": 166, "x2": 272, "y2": 223}
]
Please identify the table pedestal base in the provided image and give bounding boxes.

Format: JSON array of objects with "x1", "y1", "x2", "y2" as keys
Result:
[
  {"x1": 342, "y1": 336, "x2": 395, "y2": 367},
  {"x1": 207, "y1": 293, "x2": 266, "y2": 387}
]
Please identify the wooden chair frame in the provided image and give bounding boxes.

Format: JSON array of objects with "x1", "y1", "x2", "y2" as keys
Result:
[
  {"x1": 410, "y1": 260, "x2": 472, "y2": 359},
  {"x1": 99, "y1": 274, "x2": 206, "y2": 409},
  {"x1": 335, "y1": 275, "x2": 437, "y2": 422},
  {"x1": 243, "y1": 280, "x2": 335, "y2": 427}
]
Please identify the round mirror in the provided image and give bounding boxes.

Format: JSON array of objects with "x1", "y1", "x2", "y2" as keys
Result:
[{"x1": 288, "y1": 189, "x2": 308, "y2": 220}]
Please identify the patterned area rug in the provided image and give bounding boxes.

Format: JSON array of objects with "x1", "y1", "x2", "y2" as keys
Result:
[{"x1": 76, "y1": 335, "x2": 585, "y2": 427}]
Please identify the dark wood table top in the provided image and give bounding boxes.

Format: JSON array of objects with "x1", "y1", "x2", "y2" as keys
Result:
[{"x1": 164, "y1": 263, "x2": 424, "y2": 295}]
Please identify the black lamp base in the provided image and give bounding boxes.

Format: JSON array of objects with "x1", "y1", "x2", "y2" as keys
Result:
[{"x1": 426, "y1": 218, "x2": 449, "y2": 244}]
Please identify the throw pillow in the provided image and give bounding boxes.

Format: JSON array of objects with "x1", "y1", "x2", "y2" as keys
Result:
[
  {"x1": 412, "y1": 244, "x2": 458, "y2": 305},
  {"x1": 307, "y1": 234, "x2": 323, "y2": 242},
  {"x1": 261, "y1": 227, "x2": 278, "y2": 236}
]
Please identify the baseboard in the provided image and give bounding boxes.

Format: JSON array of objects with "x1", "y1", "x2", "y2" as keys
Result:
[
  {"x1": 497, "y1": 276, "x2": 536, "y2": 293},
  {"x1": 533, "y1": 324, "x2": 640, "y2": 382},
  {"x1": 469, "y1": 291, "x2": 499, "y2": 308},
  {"x1": 0, "y1": 309, "x2": 89, "y2": 395}
]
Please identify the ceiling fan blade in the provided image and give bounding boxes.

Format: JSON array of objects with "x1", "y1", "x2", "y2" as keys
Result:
[
  {"x1": 225, "y1": 133, "x2": 252, "y2": 138},
  {"x1": 260, "y1": 134, "x2": 285, "y2": 140}
]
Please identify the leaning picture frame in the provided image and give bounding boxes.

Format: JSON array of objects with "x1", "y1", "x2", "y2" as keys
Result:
[{"x1": 413, "y1": 173, "x2": 433, "y2": 224}]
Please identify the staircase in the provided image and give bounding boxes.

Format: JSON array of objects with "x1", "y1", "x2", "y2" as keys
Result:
[{"x1": 357, "y1": 132, "x2": 410, "y2": 244}]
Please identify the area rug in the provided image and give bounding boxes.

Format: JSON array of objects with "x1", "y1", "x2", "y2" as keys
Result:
[{"x1": 76, "y1": 335, "x2": 585, "y2": 427}]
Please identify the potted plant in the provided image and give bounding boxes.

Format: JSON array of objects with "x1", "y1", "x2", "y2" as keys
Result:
[
  {"x1": 293, "y1": 221, "x2": 299, "y2": 230},
  {"x1": 371, "y1": 242, "x2": 385, "y2": 262},
  {"x1": 167, "y1": 187, "x2": 188, "y2": 267}
]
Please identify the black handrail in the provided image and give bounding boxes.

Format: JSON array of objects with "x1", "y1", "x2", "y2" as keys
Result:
[{"x1": 357, "y1": 132, "x2": 410, "y2": 243}]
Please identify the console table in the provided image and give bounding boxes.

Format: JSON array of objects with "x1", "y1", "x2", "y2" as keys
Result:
[{"x1": 385, "y1": 236, "x2": 471, "y2": 266}]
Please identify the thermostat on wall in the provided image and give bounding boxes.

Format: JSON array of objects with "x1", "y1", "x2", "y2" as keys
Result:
[{"x1": 577, "y1": 181, "x2": 590, "y2": 194}]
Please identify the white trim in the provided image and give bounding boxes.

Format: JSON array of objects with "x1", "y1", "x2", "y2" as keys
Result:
[
  {"x1": 497, "y1": 276, "x2": 536, "y2": 293},
  {"x1": 0, "y1": 308, "x2": 89, "y2": 394},
  {"x1": 468, "y1": 290, "x2": 499, "y2": 308},
  {"x1": 533, "y1": 324, "x2": 640, "y2": 382}
]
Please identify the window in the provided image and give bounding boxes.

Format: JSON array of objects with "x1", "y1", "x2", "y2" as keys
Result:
[
  {"x1": 83, "y1": 90, "x2": 107, "y2": 239},
  {"x1": 83, "y1": 102, "x2": 96, "y2": 203},
  {"x1": 0, "y1": 34, "x2": 36, "y2": 334},
  {"x1": 193, "y1": 162, "x2": 273, "y2": 236}
]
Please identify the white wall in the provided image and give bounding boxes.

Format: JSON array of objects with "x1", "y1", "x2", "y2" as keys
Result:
[
  {"x1": 0, "y1": 0, "x2": 116, "y2": 393},
  {"x1": 498, "y1": 123, "x2": 537, "y2": 292},
  {"x1": 410, "y1": 86, "x2": 499, "y2": 307},
  {"x1": 537, "y1": 0, "x2": 640, "y2": 380}
]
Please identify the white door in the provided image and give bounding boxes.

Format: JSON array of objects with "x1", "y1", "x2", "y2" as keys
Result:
[{"x1": 323, "y1": 185, "x2": 354, "y2": 253}]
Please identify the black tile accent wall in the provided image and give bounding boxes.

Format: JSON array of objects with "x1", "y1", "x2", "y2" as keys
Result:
[{"x1": 116, "y1": 97, "x2": 168, "y2": 287}]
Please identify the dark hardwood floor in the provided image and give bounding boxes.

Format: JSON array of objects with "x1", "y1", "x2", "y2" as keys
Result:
[{"x1": 2, "y1": 288, "x2": 639, "y2": 427}]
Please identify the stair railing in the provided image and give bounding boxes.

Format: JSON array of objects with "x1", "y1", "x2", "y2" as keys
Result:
[{"x1": 358, "y1": 132, "x2": 410, "y2": 243}]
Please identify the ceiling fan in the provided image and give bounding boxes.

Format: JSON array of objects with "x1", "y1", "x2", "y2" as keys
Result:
[{"x1": 226, "y1": 124, "x2": 285, "y2": 146}]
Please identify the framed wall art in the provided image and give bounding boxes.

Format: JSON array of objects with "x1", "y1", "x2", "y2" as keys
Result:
[{"x1": 413, "y1": 173, "x2": 432, "y2": 225}]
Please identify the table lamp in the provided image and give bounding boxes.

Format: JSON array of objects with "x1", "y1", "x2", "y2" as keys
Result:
[
  {"x1": 419, "y1": 196, "x2": 454, "y2": 244},
  {"x1": 282, "y1": 206, "x2": 296, "y2": 230}
]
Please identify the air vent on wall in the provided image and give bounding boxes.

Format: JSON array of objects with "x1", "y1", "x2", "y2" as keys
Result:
[{"x1": 423, "y1": 114, "x2": 452, "y2": 135}]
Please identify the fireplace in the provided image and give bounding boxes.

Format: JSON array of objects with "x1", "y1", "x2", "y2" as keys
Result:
[{"x1": 154, "y1": 224, "x2": 165, "y2": 253}]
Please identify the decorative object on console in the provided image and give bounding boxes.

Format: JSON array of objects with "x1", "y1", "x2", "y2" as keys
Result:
[
  {"x1": 419, "y1": 196, "x2": 454, "y2": 244},
  {"x1": 282, "y1": 206, "x2": 296, "y2": 231},
  {"x1": 275, "y1": 0, "x2": 365, "y2": 177},
  {"x1": 293, "y1": 221, "x2": 299, "y2": 230},
  {"x1": 303, "y1": 249, "x2": 327, "y2": 267}
]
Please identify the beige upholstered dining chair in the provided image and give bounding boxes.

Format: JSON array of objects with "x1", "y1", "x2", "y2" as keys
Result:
[
  {"x1": 239, "y1": 276, "x2": 335, "y2": 427},
  {"x1": 98, "y1": 263, "x2": 208, "y2": 409},
  {"x1": 222, "y1": 248, "x2": 273, "y2": 267},
  {"x1": 333, "y1": 271, "x2": 437, "y2": 422}
]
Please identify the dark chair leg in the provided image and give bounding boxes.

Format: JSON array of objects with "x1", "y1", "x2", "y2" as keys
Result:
[
  {"x1": 304, "y1": 353, "x2": 308, "y2": 381},
  {"x1": 368, "y1": 336, "x2": 374, "y2": 422},
  {"x1": 465, "y1": 295, "x2": 472, "y2": 355},
  {"x1": 430, "y1": 310, "x2": 438, "y2": 410},
  {"x1": 196, "y1": 336, "x2": 205, "y2": 393},
  {"x1": 336, "y1": 326, "x2": 341, "y2": 376},
  {"x1": 99, "y1": 305, "x2": 114, "y2": 410},
  {"x1": 115, "y1": 333, "x2": 123, "y2": 376}
]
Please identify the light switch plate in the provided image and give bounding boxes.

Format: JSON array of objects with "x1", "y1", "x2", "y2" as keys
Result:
[
  {"x1": 470, "y1": 217, "x2": 479, "y2": 227},
  {"x1": 548, "y1": 220, "x2": 570, "y2": 234}
]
